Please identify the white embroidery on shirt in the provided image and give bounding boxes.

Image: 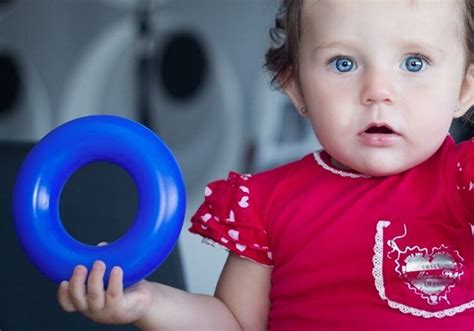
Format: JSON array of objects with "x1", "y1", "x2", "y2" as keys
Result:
[
  {"x1": 238, "y1": 196, "x2": 250, "y2": 208},
  {"x1": 240, "y1": 174, "x2": 251, "y2": 181},
  {"x1": 239, "y1": 185, "x2": 250, "y2": 193},
  {"x1": 201, "y1": 213, "x2": 212, "y2": 222},
  {"x1": 236, "y1": 243, "x2": 247, "y2": 252},
  {"x1": 228, "y1": 229, "x2": 239, "y2": 240},
  {"x1": 198, "y1": 237, "x2": 273, "y2": 268},
  {"x1": 229, "y1": 210, "x2": 235, "y2": 222},
  {"x1": 372, "y1": 221, "x2": 474, "y2": 318}
]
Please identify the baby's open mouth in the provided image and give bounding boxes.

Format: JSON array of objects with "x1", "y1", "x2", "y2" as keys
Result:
[
  {"x1": 364, "y1": 125, "x2": 394, "y2": 134},
  {"x1": 359, "y1": 123, "x2": 400, "y2": 146}
]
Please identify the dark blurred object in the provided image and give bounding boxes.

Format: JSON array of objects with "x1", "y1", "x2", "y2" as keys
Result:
[
  {"x1": 0, "y1": 141, "x2": 186, "y2": 331},
  {"x1": 450, "y1": 117, "x2": 474, "y2": 143},
  {"x1": 0, "y1": 51, "x2": 22, "y2": 114},
  {"x1": 157, "y1": 31, "x2": 208, "y2": 101},
  {"x1": 135, "y1": 0, "x2": 154, "y2": 128}
]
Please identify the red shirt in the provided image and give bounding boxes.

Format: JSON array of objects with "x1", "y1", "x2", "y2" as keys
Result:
[{"x1": 189, "y1": 136, "x2": 474, "y2": 330}]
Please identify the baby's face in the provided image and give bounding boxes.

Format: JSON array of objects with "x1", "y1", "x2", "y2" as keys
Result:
[{"x1": 294, "y1": 0, "x2": 469, "y2": 176}]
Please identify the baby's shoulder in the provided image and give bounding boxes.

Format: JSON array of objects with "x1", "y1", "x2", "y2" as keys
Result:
[
  {"x1": 455, "y1": 137, "x2": 474, "y2": 155},
  {"x1": 251, "y1": 153, "x2": 315, "y2": 186},
  {"x1": 442, "y1": 136, "x2": 474, "y2": 169}
]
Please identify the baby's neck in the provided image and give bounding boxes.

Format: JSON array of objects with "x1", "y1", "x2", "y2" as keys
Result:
[{"x1": 330, "y1": 157, "x2": 353, "y2": 172}]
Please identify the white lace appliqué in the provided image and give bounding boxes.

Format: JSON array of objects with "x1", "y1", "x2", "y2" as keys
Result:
[
  {"x1": 372, "y1": 220, "x2": 474, "y2": 318},
  {"x1": 313, "y1": 151, "x2": 370, "y2": 179}
]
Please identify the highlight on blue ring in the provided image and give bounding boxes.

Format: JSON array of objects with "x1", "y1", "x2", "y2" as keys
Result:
[{"x1": 13, "y1": 115, "x2": 186, "y2": 287}]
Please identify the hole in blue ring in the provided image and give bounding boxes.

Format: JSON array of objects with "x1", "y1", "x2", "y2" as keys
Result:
[{"x1": 59, "y1": 161, "x2": 138, "y2": 245}]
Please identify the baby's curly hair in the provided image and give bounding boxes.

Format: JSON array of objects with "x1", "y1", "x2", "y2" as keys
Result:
[
  {"x1": 264, "y1": 0, "x2": 303, "y2": 89},
  {"x1": 265, "y1": 0, "x2": 474, "y2": 119}
]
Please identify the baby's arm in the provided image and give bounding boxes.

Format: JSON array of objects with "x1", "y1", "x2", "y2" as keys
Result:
[
  {"x1": 139, "y1": 252, "x2": 271, "y2": 330},
  {"x1": 58, "y1": 253, "x2": 271, "y2": 330},
  {"x1": 215, "y1": 253, "x2": 272, "y2": 330}
]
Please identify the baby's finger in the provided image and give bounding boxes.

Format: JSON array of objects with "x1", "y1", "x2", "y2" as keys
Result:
[
  {"x1": 86, "y1": 260, "x2": 106, "y2": 311},
  {"x1": 68, "y1": 265, "x2": 89, "y2": 312},
  {"x1": 57, "y1": 281, "x2": 76, "y2": 312},
  {"x1": 105, "y1": 266, "x2": 124, "y2": 306}
]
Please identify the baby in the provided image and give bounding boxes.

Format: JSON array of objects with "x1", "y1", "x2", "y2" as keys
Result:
[{"x1": 59, "y1": 1, "x2": 474, "y2": 329}]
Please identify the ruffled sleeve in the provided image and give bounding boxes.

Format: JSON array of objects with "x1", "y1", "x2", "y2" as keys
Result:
[
  {"x1": 455, "y1": 138, "x2": 474, "y2": 217},
  {"x1": 189, "y1": 171, "x2": 273, "y2": 266}
]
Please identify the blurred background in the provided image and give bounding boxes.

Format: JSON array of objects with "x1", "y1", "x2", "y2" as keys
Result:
[
  {"x1": 0, "y1": 0, "x2": 323, "y2": 308},
  {"x1": 0, "y1": 0, "x2": 473, "y2": 329}
]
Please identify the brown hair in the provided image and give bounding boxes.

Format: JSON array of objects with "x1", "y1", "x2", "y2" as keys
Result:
[
  {"x1": 265, "y1": 0, "x2": 474, "y2": 91},
  {"x1": 265, "y1": 0, "x2": 302, "y2": 89},
  {"x1": 465, "y1": 0, "x2": 474, "y2": 120},
  {"x1": 465, "y1": 1, "x2": 474, "y2": 65}
]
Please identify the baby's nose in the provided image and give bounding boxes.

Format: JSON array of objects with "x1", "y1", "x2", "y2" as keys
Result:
[{"x1": 360, "y1": 70, "x2": 395, "y2": 106}]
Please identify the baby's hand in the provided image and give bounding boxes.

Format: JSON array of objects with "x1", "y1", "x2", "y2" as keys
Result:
[{"x1": 57, "y1": 260, "x2": 154, "y2": 325}]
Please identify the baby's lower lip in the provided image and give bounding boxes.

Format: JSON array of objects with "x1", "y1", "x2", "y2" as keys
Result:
[{"x1": 358, "y1": 132, "x2": 401, "y2": 146}]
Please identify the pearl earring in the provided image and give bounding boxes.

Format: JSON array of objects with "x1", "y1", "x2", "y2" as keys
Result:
[
  {"x1": 454, "y1": 103, "x2": 461, "y2": 114},
  {"x1": 300, "y1": 106, "x2": 308, "y2": 115}
]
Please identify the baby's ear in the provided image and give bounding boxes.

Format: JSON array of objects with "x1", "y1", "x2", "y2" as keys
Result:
[
  {"x1": 456, "y1": 64, "x2": 474, "y2": 118},
  {"x1": 279, "y1": 68, "x2": 305, "y2": 111}
]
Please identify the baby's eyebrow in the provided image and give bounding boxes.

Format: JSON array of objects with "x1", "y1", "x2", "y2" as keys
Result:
[
  {"x1": 312, "y1": 40, "x2": 359, "y2": 53},
  {"x1": 311, "y1": 39, "x2": 446, "y2": 57},
  {"x1": 397, "y1": 40, "x2": 446, "y2": 56}
]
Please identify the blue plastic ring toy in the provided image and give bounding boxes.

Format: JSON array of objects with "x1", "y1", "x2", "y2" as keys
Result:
[{"x1": 13, "y1": 115, "x2": 186, "y2": 287}]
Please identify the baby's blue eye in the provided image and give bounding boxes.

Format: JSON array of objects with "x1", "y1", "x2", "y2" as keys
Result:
[
  {"x1": 402, "y1": 56, "x2": 427, "y2": 72},
  {"x1": 329, "y1": 57, "x2": 356, "y2": 73}
]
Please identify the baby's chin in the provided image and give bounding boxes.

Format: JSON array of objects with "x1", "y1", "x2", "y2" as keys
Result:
[
  {"x1": 360, "y1": 167, "x2": 408, "y2": 177},
  {"x1": 351, "y1": 159, "x2": 423, "y2": 177}
]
